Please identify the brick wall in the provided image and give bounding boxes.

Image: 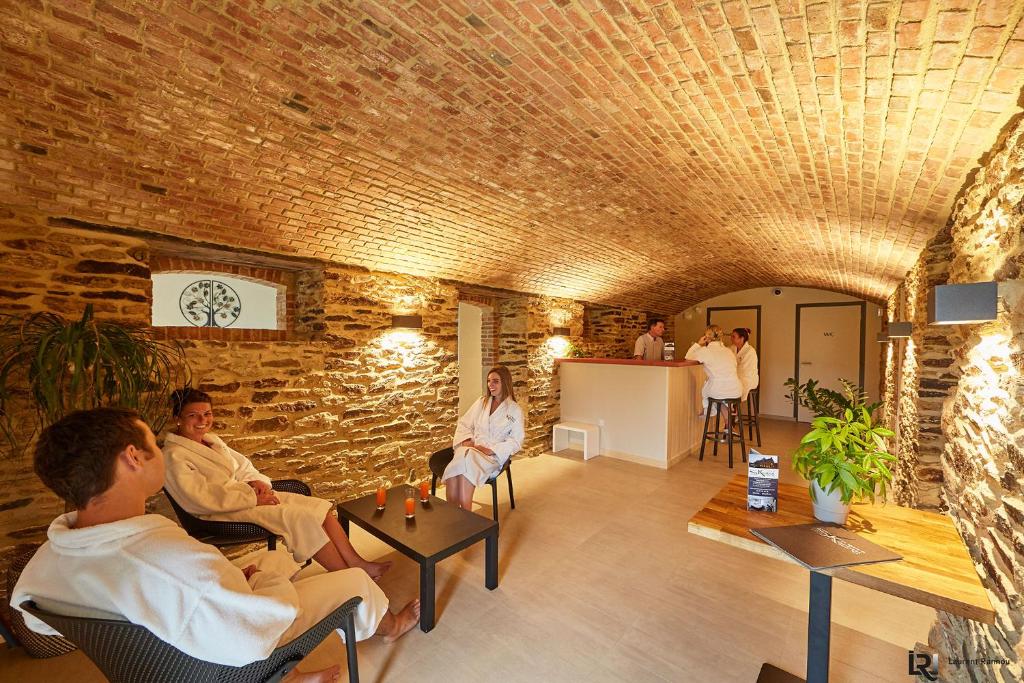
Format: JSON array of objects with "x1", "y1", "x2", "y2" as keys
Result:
[
  {"x1": 6, "y1": 2, "x2": 1024, "y2": 314},
  {"x1": 886, "y1": 117, "x2": 1024, "y2": 681}
]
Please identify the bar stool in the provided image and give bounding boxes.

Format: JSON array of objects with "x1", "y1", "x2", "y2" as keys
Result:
[
  {"x1": 742, "y1": 387, "x2": 762, "y2": 447},
  {"x1": 699, "y1": 397, "x2": 747, "y2": 468}
]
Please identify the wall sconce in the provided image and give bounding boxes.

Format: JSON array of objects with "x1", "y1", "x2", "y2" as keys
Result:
[
  {"x1": 552, "y1": 326, "x2": 570, "y2": 336},
  {"x1": 391, "y1": 314, "x2": 423, "y2": 329},
  {"x1": 876, "y1": 332, "x2": 890, "y2": 343},
  {"x1": 887, "y1": 322, "x2": 912, "y2": 338},
  {"x1": 928, "y1": 282, "x2": 997, "y2": 325}
]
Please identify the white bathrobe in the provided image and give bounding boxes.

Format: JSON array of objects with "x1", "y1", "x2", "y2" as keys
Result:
[
  {"x1": 736, "y1": 343, "x2": 759, "y2": 401},
  {"x1": 444, "y1": 396, "x2": 525, "y2": 487},
  {"x1": 162, "y1": 432, "x2": 332, "y2": 563},
  {"x1": 685, "y1": 341, "x2": 744, "y2": 413},
  {"x1": 11, "y1": 513, "x2": 388, "y2": 666}
]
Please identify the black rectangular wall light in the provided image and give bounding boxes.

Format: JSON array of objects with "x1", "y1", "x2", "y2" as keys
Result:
[
  {"x1": 552, "y1": 326, "x2": 570, "y2": 336},
  {"x1": 391, "y1": 314, "x2": 423, "y2": 329},
  {"x1": 876, "y1": 332, "x2": 890, "y2": 343},
  {"x1": 927, "y1": 282, "x2": 998, "y2": 325},
  {"x1": 887, "y1": 322, "x2": 913, "y2": 338}
]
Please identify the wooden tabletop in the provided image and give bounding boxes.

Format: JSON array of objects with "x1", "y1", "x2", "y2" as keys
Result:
[
  {"x1": 556, "y1": 357, "x2": 701, "y2": 368},
  {"x1": 688, "y1": 475, "x2": 995, "y2": 624}
]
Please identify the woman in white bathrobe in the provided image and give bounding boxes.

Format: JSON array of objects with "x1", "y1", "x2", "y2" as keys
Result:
[
  {"x1": 443, "y1": 365, "x2": 525, "y2": 513},
  {"x1": 163, "y1": 388, "x2": 390, "y2": 579},
  {"x1": 685, "y1": 325, "x2": 744, "y2": 414},
  {"x1": 731, "y1": 327, "x2": 759, "y2": 401}
]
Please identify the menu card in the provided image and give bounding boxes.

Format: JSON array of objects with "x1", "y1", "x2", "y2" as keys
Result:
[
  {"x1": 747, "y1": 449, "x2": 779, "y2": 512},
  {"x1": 750, "y1": 523, "x2": 902, "y2": 570}
]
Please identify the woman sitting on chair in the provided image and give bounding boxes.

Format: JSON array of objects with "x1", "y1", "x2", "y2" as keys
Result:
[
  {"x1": 162, "y1": 388, "x2": 391, "y2": 579},
  {"x1": 444, "y1": 366, "x2": 525, "y2": 514},
  {"x1": 685, "y1": 325, "x2": 743, "y2": 415},
  {"x1": 731, "y1": 327, "x2": 759, "y2": 401}
]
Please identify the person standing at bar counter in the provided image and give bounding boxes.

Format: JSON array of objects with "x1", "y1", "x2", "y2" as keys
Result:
[{"x1": 633, "y1": 319, "x2": 666, "y2": 360}]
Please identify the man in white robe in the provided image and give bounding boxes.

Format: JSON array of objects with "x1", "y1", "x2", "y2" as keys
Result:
[{"x1": 11, "y1": 408, "x2": 419, "y2": 679}]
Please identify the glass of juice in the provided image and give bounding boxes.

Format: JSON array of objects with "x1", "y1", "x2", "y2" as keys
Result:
[
  {"x1": 419, "y1": 480, "x2": 430, "y2": 502},
  {"x1": 404, "y1": 496, "x2": 415, "y2": 518},
  {"x1": 375, "y1": 486, "x2": 387, "y2": 510}
]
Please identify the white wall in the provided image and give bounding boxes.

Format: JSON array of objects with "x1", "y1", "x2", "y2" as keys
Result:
[
  {"x1": 457, "y1": 302, "x2": 484, "y2": 418},
  {"x1": 673, "y1": 287, "x2": 883, "y2": 419}
]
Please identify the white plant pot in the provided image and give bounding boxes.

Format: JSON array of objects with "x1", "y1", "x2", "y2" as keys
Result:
[{"x1": 810, "y1": 480, "x2": 850, "y2": 525}]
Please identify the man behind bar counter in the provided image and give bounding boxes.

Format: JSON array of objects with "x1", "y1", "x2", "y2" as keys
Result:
[{"x1": 633, "y1": 319, "x2": 665, "y2": 361}]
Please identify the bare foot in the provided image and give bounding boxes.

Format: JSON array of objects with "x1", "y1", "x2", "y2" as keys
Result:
[
  {"x1": 283, "y1": 664, "x2": 341, "y2": 683},
  {"x1": 382, "y1": 599, "x2": 421, "y2": 643},
  {"x1": 359, "y1": 559, "x2": 392, "y2": 580}
]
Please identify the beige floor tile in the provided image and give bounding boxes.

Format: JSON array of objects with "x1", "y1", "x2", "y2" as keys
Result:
[{"x1": 0, "y1": 418, "x2": 935, "y2": 682}]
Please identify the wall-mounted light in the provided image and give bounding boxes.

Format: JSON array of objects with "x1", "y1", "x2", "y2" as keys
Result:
[
  {"x1": 552, "y1": 326, "x2": 570, "y2": 336},
  {"x1": 876, "y1": 332, "x2": 890, "y2": 343},
  {"x1": 887, "y1": 322, "x2": 912, "y2": 338},
  {"x1": 391, "y1": 314, "x2": 423, "y2": 329},
  {"x1": 928, "y1": 282, "x2": 997, "y2": 325}
]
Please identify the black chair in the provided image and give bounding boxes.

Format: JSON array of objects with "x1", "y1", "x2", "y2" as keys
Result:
[
  {"x1": 164, "y1": 479, "x2": 312, "y2": 551},
  {"x1": 20, "y1": 595, "x2": 362, "y2": 683},
  {"x1": 3, "y1": 545, "x2": 76, "y2": 657},
  {"x1": 428, "y1": 447, "x2": 515, "y2": 522},
  {"x1": 741, "y1": 388, "x2": 762, "y2": 447},
  {"x1": 698, "y1": 397, "x2": 747, "y2": 469}
]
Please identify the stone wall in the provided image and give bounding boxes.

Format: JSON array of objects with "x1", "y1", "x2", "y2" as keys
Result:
[
  {"x1": 885, "y1": 118, "x2": 1024, "y2": 681},
  {"x1": 0, "y1": 213, "x2": 659, "y2": 556}
]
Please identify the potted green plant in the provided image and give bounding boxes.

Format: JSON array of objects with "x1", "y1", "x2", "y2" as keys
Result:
[
  {"x1": 0, "y1": 304, "x2": 189, "y2": 459},
  {"x1": 790, "y1": 381, "x2": 896, "y2": 524}
]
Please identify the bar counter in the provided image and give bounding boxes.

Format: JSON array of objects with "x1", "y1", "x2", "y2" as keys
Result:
[{"x1": 556, "y1": 357, "x2": 706, "y2": 468}]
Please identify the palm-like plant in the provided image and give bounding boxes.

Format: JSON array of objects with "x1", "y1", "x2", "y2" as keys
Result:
[
  {"x1": 792, "y1": 384, "x2": 896, "y2": 505},
  {"x1": 0, "y1": 304, "x2": 189, "y2": 458}
]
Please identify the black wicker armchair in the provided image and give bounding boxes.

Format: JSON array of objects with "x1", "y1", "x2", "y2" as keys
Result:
[
  {"x1": 164, "y1": 479, "x2": 312, "y2": 551},
  {"x1": 20, "y1": 594, "x2": 362, "y2": 683},
  {"x1": 428, "y1": 447, "x2": 516, "y2": 522},
  {"x1": 3, "y1": 545, "x2": 76, "y2": 657}
]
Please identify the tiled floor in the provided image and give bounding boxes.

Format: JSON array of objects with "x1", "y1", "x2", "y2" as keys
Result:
[{"x1": 0, "y1": 417, "x2": 933, "y2": 682}]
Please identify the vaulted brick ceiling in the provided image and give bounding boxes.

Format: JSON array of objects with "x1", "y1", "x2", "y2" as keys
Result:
[{"x1": 2, "y1": 1, "x2": 1023, "y2": 313}]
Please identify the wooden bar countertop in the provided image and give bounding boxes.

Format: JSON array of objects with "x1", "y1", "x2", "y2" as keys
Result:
[
  {"x1": 556, "y1": 357, "x2": 701, "y2": 368},
  {"x1": 688, "y1": 475, "x2": 995, "y2": 624}
]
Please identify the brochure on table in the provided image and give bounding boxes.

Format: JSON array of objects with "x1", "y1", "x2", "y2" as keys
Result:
[
  {"x1": 747, "y1": 449, "x2": 779, "y2": 512},
  {"x1": 750, "y1": 523, "x2": 903, "y2": 570}
]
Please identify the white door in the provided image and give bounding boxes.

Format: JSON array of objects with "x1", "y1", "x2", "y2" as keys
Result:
[
  {"x1": 457, "y1": 302, "x2": 483, "y2": 418},
  {"x1": 796, "y1": 304, "x2": 863, "y2": 422},
  {"x1": 708, "y1": 307, "x2": 760, "y2": 355}
]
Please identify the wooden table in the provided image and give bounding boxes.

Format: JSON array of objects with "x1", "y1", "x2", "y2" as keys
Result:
[
  {"x1": 688, "y1": 475, "x2": 994, "y2": 682},
  {"x1": 337, "y1": 486, "x2": 498, "y2": 633}
]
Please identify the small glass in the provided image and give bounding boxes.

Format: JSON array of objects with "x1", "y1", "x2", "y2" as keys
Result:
[
  {"x1": 419, "y1": 480, "x2": 430, "y2": 502},
  {"x1": 404, "y1": 496, "x2": 415, "y2": 518},
  {"x1": 375, "y1": 486, "x2": 387, "y2": 511}
]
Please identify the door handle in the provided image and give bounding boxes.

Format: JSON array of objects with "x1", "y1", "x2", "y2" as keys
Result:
[{"x1": 800, "y1": 362, "x2": 812, "y2": 365}]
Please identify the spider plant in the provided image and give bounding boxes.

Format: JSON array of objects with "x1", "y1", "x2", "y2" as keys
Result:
[{"x1": 0, "y1": 304, "x2": 189, "y2": 458}]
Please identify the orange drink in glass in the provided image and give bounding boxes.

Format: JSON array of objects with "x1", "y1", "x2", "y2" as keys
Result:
[
  {"x1": 404, "y1": 497, "x2": 415, "y2": 518},
  {"x1": 375, "y1": 486, "x2": 387, "y2": 510},
  {"x1": 419, "y1": 481, "x2": 430, "y2": 502}
]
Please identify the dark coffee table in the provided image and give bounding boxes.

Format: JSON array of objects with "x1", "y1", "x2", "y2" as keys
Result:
[{"x1": 336, "y1": 486, "x2": 498, "y2": 632}]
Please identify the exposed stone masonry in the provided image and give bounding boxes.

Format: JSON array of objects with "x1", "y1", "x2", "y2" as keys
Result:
[
  {"x1": 0, "y1": 213, "x2": 659, "y2": 556},
  {"x1": 885, "y1": 117, "x2": 1024, "y2": 680}
]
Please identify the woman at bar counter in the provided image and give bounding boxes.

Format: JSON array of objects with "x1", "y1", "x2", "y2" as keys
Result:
[
  {"x1": 443, "y1": 365, "x2": 525, "y2": 514},
  {"x1": 162, "y1": 388, "x2": 391, "y2": 579},
  {"x1": 685, "y1": 325, "x2": 743, "y2": 415},
  {"x1": 731, "y1": 327, "x2": 759, "y2": 400}
]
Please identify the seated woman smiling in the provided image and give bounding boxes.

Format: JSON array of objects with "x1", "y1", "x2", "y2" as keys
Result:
[{"x1": 162, "y1": 388, "x2": 390, "y2": 579}]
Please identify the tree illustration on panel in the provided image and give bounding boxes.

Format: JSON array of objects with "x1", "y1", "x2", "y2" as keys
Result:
[{"x1": 179, "y1": 279, "x2": 242, "y2": 327}]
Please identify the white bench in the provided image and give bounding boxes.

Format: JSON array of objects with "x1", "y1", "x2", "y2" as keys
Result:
[{"x1": 552, "y1": 421, "x2": 600, "y2": 461}]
